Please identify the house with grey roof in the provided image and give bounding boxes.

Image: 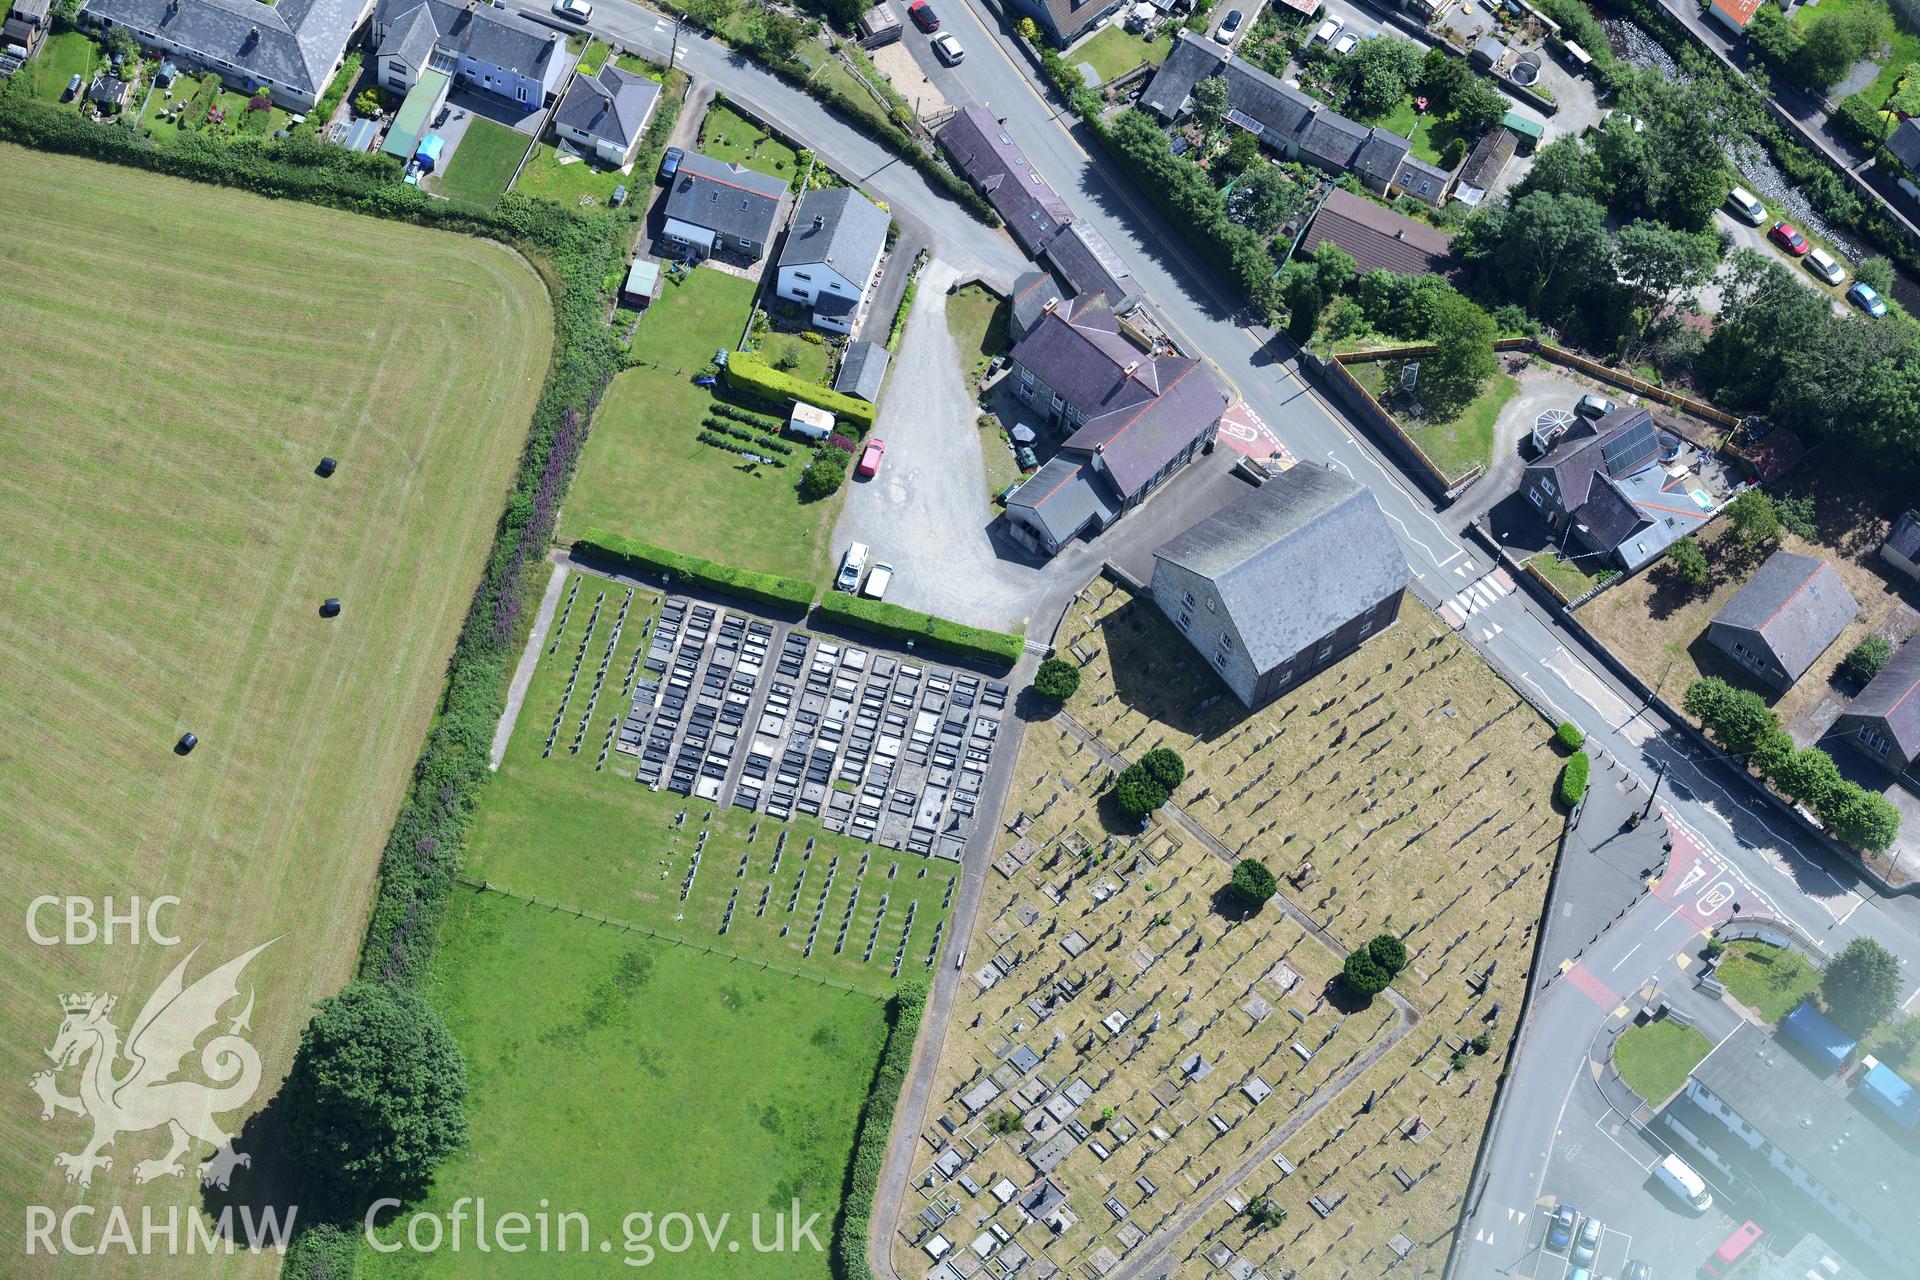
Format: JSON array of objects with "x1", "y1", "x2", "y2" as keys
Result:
[
  {"x1": 1141, "y1": 33, "x2": 1450, "y2": 205},
  {"x1": 775, "y1": 187, "x2": 890, "y2": 335},
  {"x1": 1888, "y1": 118, "x2": 1920, "y2": 178},
  {"x1": 834, "y1": 340, "x2": 890, "y2": 403},
  {"x1": 1706, "y1": 551, "x2": 1858, "y2": 692},
  {"x1": 1880, "y1": 509, "x2": 1920, "y2": 583},
  {"x1": 937, "y1": 105, "x2": 1075, "y2": 254},
  {"x1": 1522, "y1": 407, "x2": 1708, "y2": 572},
  {"x1": 371, "y1": 0, "x2": 566, "y2": 115},
  {"x1": 1041, "y1": 220, "x2": 1138, "y2": 311},
  {"x1": 552, "y1": 60, "x2": 659, "y2": 167},
  {"x1": 79, "y1": 0, "x2": 370, "y2": 111},
  {"x1": 1002, "y1": 295, "x2": 1228, "y2": 557},
  {"x1": 1150, "y1": 464, "x2": 1409, "y2": 709},
  {"x1": 661, "y1": 151, "x2": 788, "y2": 261},
  {"x1": 1010, "y1": 270, "x2": 1065, "y2": 342},
  {"x1": 1006, "y1": 0, "x2": 1125, "y2": 46},
  {"x1": 1834, "y1": 639, "x2": 1920, "y2": 775}
]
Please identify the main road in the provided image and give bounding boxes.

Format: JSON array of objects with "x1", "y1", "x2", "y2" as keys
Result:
[{"x1": 526, "y1": 5, "x2": 1920, "y2": 1274}]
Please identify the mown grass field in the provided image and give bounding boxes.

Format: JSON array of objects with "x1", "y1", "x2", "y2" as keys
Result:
[
  {"x1": 0, "y1": 146, "x2": 550, "y2": 1272},
  {"x1": 434, "y1": 117, "x2": 531, "y2": 211},
  {"x1": 1614, "y1": 1021, "x2": 1713, "y2": 1105}
]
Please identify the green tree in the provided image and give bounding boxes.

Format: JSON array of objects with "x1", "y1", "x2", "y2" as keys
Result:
[
  {"x1": 1114, "y1": 764, "x2": 1169, "y2": 820},
  {"x1": 1666, "y1": 536, "x2": 1709, "y2": 589},
  {"x1": 744, "y1": 7, "x2": 808, "y2": 60},
  {"x1": 1726, "y1": 489, "x2": 1782, "y2": 546},
  {"x1": 1033, "y1": 657, "x2": 1081, "y2": 701},
  {"x1": 1461, "y1": 191, "x2": 1612, "y2": 322},
  {"x1": 1192, "y1": 74, "x2": 1231, "y2": 134},
  {"x1": 1345, "y1": 36, "x2": 1425, "y2": 120},
  {"x1": 680, "y1": 0, "x2": 737, "y2": 31},
  {"x1": 1246, "y1": 1195, "x2": 1288, "y2": 1229},
  {"x1": 1418, "y1": 291, "x2": 1499, "y2": 419},
  {"x1": 102, "y1": 25, "x2": 138, "y2": 64},
  {"x1": 1752, "y1": 728, "x2": 1797, "y2": 778},
  {"x1": 284, "y1": 981, "x2": 469, "y2": 1220},
  {"x1": 1855, "y1": 256, "x2": 1897, "y2": 295},
  {"x1": 1451, "y1": 75, "x2": 1510, "y2": 137},
  {"x1": 1513, "y1": 136, "x2": 1604, "y2": 202},
  {"x1": 1218, "y1": 128, "x2": 1263, "y2": 179},
  {"x1": 1701, "y1": 250, "x2": 1834, "y2": 410},
  {"x1": 1141, "y1": 747, "x2": 1186, "y2": 791},
  {"x1": 798, "y1": 445, "x2": 852, "y2": 500},
  {"x1": 1613, "y1": 219, "x2": 1720, "y2": 347},
  {"x1": 1793, "y1": 4, "x2": 1889, "y2": 92},
  {"x1": 1821, "y1": 937, "x2": 1902, "y2": 1035},
  {"x1": 1820, "y1": 781, "x2": 1902, "y2": 851},
  {"x1": 1683, "y1": 676, "x2": 1782, "y2": 757},
  {"x1": 1342, "y1": 948, "x2": 1390, "y2": 996},
  {"x1": 1368, "y1": 933, "x2": 1408, "y2": 975},
  {"x1": 1842, "y1": 635, "x2": 1892, "y2": 684},
  {"x1": 1225, "y1": 164, "x2": 1305, "y2": 235},
  {"x1": 1775, "y1": 492, "x2": 1818, "y2": 540},
  {"x1": 1416, "y1": 46, "x2": 1470, "y2": 110},
  {"x1": 1230, "y1": 858, "x2": 1278, "y2": 908},
  {"x1": 1769, "y1": 747, "x2": 1843, "y2": 811}
]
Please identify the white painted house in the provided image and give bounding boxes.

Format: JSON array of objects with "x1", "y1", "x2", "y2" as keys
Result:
[{"x1": 774, "y1": 187, "x2": 890, "y2": 335}]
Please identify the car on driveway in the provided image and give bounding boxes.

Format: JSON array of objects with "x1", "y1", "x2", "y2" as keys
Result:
[
  {"x1": 835, "y1": 542, "x2": 870, "y2": 593},
  {"x1": 1848, "y1": 281, "x2": 1888, "y2": 316},
  {"x1": 858, "y1": 439, "x2": 887, "y2": 478},
  {"x1": 861, "y1": 561, "x2": 894, "y2": 600},
  {"x1": 552, "y1": 0, "x2": 592, "y2": 20},
  {"x1": 1576, "y1": 393, "x2": 1616, "y2": 418},
  {"x1": 1214, "y1": 8, "x2": 1243, "y2": 41},
  {"x1": 1769, "y1": 221, "x2": 1809, "y2": 256},
  {"x1": 909, "y1": 0, "x2": 939, "y2": 31},
  {"x1": 1332, "y1": 29, "x2": 1359, "y2": 53},
  {"x1": 931, "y1": 31, "x2": 964, "y2": 63},
  {"x1": 659, "y1": 147, "x2": 683, "y2": 180},
  {"x1": 1311, "y1": 16, "x2": 1338, "y2": 41},
  {"x1": 1571, "y1": 1216, "x2": 1603, "y2": 1267},
  {"x1": 1546, "y1": 1204, "x2": 1578, "y2": 1253},
  {"x1": 1805, "y1": 247, "x2": 1845, "y2": 285}
]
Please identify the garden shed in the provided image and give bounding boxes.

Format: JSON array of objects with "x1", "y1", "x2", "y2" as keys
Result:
[
  {"x1": 621, "y1": 259, "x2": 661, "y2": 309},
  {"x1": 382, "y1": 68, "x2": 450, "y2": 162}
]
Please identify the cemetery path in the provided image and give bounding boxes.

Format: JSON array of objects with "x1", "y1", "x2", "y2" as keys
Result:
[{"x1": 491, "y1": 559, "x2": 569, "y2": 770}]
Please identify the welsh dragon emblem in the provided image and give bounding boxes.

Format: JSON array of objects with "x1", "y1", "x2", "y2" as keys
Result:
[{"x1": 29, "y1": 940, "x2": 276, "y2": 1191}]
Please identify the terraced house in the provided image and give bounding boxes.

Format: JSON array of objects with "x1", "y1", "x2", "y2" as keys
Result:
[
  {"x1": 80, "y1": 0, "x2": 369, "y2": 110},
  {"x1": 372, "y1": 0, "x2": 568, "y2": 113}
]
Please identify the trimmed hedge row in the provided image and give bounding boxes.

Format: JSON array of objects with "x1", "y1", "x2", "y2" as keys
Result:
[
  {"x1": 833, "y1": 979, "x2": 928, "y2": 1280},
  {"x1": 699, "y1": 430, "x2": 789, "y2": 464},
  {"x1": 1556, "y1": 751, "x2": 1590, "y2": 809},
  {"x1": 575, "y1": 528, "x2": 816, "y2": 612},
  {"x1": 303, "y1": 51, "x2": 362, "y2": 137},
  {"x1": 724, "y1": 350, "x2": 877, "y2": 430},
  {"x1": 702, "y1": 416, "x2": 794, "y2": 453},
  {"x1": 815, "y1": 592, "x2": 1024, "y2": 667}
]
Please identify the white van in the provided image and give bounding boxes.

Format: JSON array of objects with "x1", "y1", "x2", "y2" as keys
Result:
[
  {"x1": 1654, "y1": 1154, "x2": 1713, "y2": 1212},
  {"x1": 835, "y1": 542, "x2": 871, "y2": 593},
  {"x1": 862, "y1": 561, "x2": 895, "y2": 601},
  {"x1": 1726, "y1": 185, "x2": 1766, "y2": 226}
]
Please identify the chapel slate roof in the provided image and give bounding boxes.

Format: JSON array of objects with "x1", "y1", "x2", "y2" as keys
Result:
[
  {"x1": 1843, "y1": 639, "x2": 1920, "y2": 762},
  {"x1": 1154, "y1": 463, "x2": 1409, "y2": 673},
  {"x1": 1711, "y1": 551, "x2": 1858, "y2": 682}
]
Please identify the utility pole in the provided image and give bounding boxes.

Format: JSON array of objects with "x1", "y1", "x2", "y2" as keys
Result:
[{"x1": 668, "y1": 13, "x2": 684, "y2": 74}]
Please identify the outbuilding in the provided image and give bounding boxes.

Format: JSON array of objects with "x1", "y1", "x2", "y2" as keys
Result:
[
  {"x1": 788, "y1": 402, "x2": 836, "y2": 441},
  {"x1": 1704, "y1": 550, "x2": 1858, "y2": 693},
  {"x1": 621, "y1": 258, "x2": 661, "y2": 309},
  {"x1": 1880, "y1": 509, "x2": 1920, "y2": 583},
  {"x1": 1834, "y1": 638, "x2": 1920, "y2": 775}
]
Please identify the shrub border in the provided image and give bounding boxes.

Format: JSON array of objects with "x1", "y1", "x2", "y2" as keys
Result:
[
  {"x1": 815, "y1": 591, "x2": 1024, "y2": 667},
  {"x1": 573, "y1": 528, "x2": 816, "y2": 612},
  {"x1": 832, "y1": 978, "x2": 928, "y2": 1280}
]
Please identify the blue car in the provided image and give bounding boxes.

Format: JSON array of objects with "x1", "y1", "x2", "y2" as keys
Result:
[
  {"x1": 659, "y1": 147, "x2": 684, "y2": 181},
  {"x1": 1546, "y1": 1203, "x2": 1578, "y2": 1252},
  {"x1": 1848, "y1": 281, "x2": 1888, "y2": 317}
]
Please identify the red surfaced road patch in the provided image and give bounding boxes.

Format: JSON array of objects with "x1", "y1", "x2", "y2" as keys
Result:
[
  {"x1": 1564, "y1": 963, "x2": 1619, "y2": 1009},
  {"x1": 1217, "y1": 401, "x2": 1293, "y2": 463}
]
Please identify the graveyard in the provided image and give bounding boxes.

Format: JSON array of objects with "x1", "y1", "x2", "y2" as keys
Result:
[
  {"x1": 0, "y1": 145, "x2": 552, "y2": 1257},
  {"x1": 894, "y1": 580, "x2": 1562, "y2": 1280}
]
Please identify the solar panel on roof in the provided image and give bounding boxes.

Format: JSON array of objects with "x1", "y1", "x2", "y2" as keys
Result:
[{"x1": 1601, "y1": 418, "x2": 1660, "y2": 476}]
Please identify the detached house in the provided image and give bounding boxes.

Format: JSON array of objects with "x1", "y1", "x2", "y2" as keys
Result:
[
  {"x1": 1150, "y1": 464, "x2": 1409, "y2": 710},
  {"x1": 775, "y1": 188, "x2": 891, "y2": 335},
  {"x1": 1705, "y1": 551, "x2": 1858, "y2": 693},
  {"x1": 372, "y1": 0, "x2": 567, "y2": 113},
  {"x1": 1834, "y1": 640, "x2": 1920, "y2": 776},
  {"x1": 660, "y1": 151, "x2": 788, "y2": 262},
  {"x1": 1522, "y1": 407, "x2": 1710, "y2": 572},
  {"x1": 553, "y1": 60, "x2": 660, "y2": 167},
  {"x1": 80, "y1": 0, "x2": 369, "y2": 111}
]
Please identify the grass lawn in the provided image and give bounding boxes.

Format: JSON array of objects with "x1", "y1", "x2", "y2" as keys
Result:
[
  {"x1": 560, "y1": 366, "x2": 842, "y2": 581},
  {"x1": 433, "y1": 117, "x2": 530, "y2": 210},
  {"x1": 512, "y1": 140, "x2": 632, "y2": 211},
  {"x1": 1073, "y1": 24, "x2": 1174, "y2": 83},
  {"x1": 1352, "y1": 361, "x2": 1518, "y2": 483},
  {"x1": 1526, "y1": 550, "x2": 1616, "y2": 603},
  {"x1": 699, "y1": 101, "x2": 802, "y2": 182},
  {"x1": 1614, "y1": 1021, "x2": 1714, "y2": 1104},
  {"x1": 575, "y1": 36, "x2": 613, "y2": 73},
  {"x1": 17, "y1": 31, "x2": 98, "y2": 103},
  {"x1": 0, "y1": 145, "x2": 549, "y2": 1261},
  {"x1": 756, "y1": 330, "x2": 833, "y2": 386},
  {"x1": 1716, "y1": 940, "x2": 1823, "y2": 1023},
  {"x1": 946, "y1": 282, "x2": 1007, "y2": 383},
  {"x1": 1363, "y1": 96, "x2": 1455, "y2": 166},
  {"x1": 359, "y1": 887, "x2": 889, "y2": 1279},
  {"x1": 630, "y1": 265, "x2": 758, "y2": 374}
]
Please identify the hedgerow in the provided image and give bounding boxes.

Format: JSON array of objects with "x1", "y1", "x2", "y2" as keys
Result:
[
  {"x1": 1556, "y1": 751, "x2": 1590, "y2": 809},
  {"x1": 575, "y1": 529, "x2": 816, "y2": 612},
  {"x1": 303, "y1": 51, "x2": 362, "y2": 136},
  {"x1": 833, "y1": 979, "x2": 928, "y2": 1280},
  {"x1": 724, "y1": 350, "x2": 877, "y2": 429},
  {"x1": 701, "y1": 417, "x2": 794, "y2": 453},
  {"x1": 815, "y1": 592, "x2": 1024, "y2": 666}
]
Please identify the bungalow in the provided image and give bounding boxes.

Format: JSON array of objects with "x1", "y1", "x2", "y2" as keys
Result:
[
  {"x1": 1880, "y1": 509, "x2": 1920, "y2": 583},
  {"x1": 937, "y1": 105, "x2": 1076, "y2": 254},
  {"x1": 1302, "y1": 188, "x2": 1453, "y2": 277},
  {"x1": 1704, "y1": 551, "x2": 1858, "y2": 692},
  {"x1": 79, "y1": 0, "x2": 370, "y2": 111},
  {"x1": 775, "y1": 187, "x2": 891, "y2": 335},
  {"x1": 1833, "y1": 639, "x2": 1920, "y2": 775},
  {"x1": 660, "y1": 151, "x2": 788, "y2": 262},
  {"x1": 1452, "y1": 127, "x2": 1518, "y2": 208},
  {"x1": 552, "y1": 61, "x2": 661, "y2": 168},
  {"x1": 371, "y1": 0, "x2": 568, "y2": 114}
]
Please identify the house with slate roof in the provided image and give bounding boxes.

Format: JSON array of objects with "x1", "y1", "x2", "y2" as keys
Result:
[
  {"x1": 1006, "y1": 0, "x2": 1126, "y2": 46},
  {"x1": 1001, "y1": 296, "x2": 1228, "y2": 557},
  {"x1": 80, "y1": 0, "x2": 370, "y2": 110},
  {"x1": 371, "y1": 0, "x2": 567, "y2": 113},
  {"x1": 834, "y1": 340, "x2": 890, "y2": 403},
  {"x1": 552, "y1": 60, "x2": 659, "y2": 167},
  {"x1": 1150, "y1": 464, "x2": 1408, "y2": 709},
  {"x1": 1041, "y1": 220, "x2": 1138, "y2": 311},
  {"x1": 1142, "y1": 33, "x2": 1451, "y2": 205},
  {"x1": 1522, "y1": 407, "x2": 1710, "y2": 572},
  {"x1": 660, "y1": 151, "x2": 788, "y2": 262},
  {"x1": 1303, "y1": 188, "x2": 1453, "y2": 277},
  {"x1": 775, "y1": 187, "x2": 891, "y2": 335},
  {"x1": 937, "y1": 105, "x2": 1077, "y2": 254},
  {"x1": 1834, "y1": 639, "x2": 1920, "y2": 776},
  {"x1": 1705, "y1": 551, "x2": 1858, "y2": 692},
  {"x1": 1880, "y1": 509, "x2": 1920, "y2": 583}
]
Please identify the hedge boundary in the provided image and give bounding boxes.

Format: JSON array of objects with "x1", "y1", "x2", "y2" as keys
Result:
[
  {"x1": 832, "y1": 978, "x2": 928, "y2": 1280},
  {"x1": 574, "y1": 529, "x2": 816, "y2": 612},
  {"x1": 724, "y1": 350, "x2": 877, "y2": 430},
  {"x1": 815, "y1": 592, "x2": 1024, "y2": 667},
  {"x1": 1557, "y1": 751, "x2": 1590, "y2": 809}
]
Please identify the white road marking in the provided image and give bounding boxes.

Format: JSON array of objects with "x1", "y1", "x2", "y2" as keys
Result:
[
  {"x1": 1609, "y1": 942, "x2": 1642, "y2": 972},
  {"x1": 1521, "y1": 674, "x2": 1567, "y2": 722}
]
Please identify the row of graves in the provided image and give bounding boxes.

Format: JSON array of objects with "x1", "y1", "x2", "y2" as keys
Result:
[{"x1": 613, "y1": 592, "x2": 1010, "y2": 856}]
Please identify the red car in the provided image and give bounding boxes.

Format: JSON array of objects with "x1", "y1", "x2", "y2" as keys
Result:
[
  {"x1": 1769, "y1": 221, "x2": 1809, "y2": 256},
  {"x1": 858, "y1": 439, "x2": 887, "y2": 478},
  {"x1": 909, "y1": 0, "x2": 939, "y2": 31}
]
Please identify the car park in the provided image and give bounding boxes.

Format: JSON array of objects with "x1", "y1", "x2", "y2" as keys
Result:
[
  {"x1": 1623, "y1": 1262, "x2": 1652, "y2": 1280},
  {"x1": 552, "y1": 0, "x2": 592, "y2": 21},
  {"x1": 861, "y1": 562, "x2": 894, "y2": 600},
  {"x1": 1848, "y1": 281, "x2": 1888, "y2": 316},
  {"x1": 1805, "y1": 248, "x2": 1845, "y2": 286},
  {"x1": 1571, "y1": 1216, "x2": 1603, "y2": 1267},
  {"x1": 1546, "y1": 1203, "x2": 1578, "y2": 1252},
  {"x1": 858, "y1": 439, "x2": 887, "y2": 478},
  {"x1": 1331, "y1": 29, "x2": 1359, "y2": 53},
  {"x1": 659, "y1": 147, "x2": 683, "y2": 180},
  {"x1": 1725, "y1": 185, "x2": 1766, "y2": 225},
  {"x1": 931, "y1": 32, "x2": 964, "y2": 62},
  {"x1": 1769, "y1": 221, "x2": 1809, "y2": 256},
  {"x1": 835, "y1": 542, "x2": 870, "y2": 593},
  {"x1": 1214, "y1": 8, "x2": 1243, "y2": 42},
  {"x1": 909, "y1": 0, "x2": 939, "y2": 31}
]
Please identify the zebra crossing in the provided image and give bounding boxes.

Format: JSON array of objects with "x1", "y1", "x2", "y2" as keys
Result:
[{"x1": 1439, "y1": 567, "x2": 1516, "y2": 631}]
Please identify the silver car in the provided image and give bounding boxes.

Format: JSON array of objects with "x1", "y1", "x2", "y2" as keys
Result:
[{"x1": 1571, "y1": 1216, "x2": 1603, "y2": 1267}]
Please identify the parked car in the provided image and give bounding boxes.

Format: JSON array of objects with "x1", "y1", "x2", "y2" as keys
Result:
[
  {"x1": 1576, "y1": 393, "x2": 1616, "y2": 419},
  {"x1": 1331, "y1": 29, "x2": 1359, "y2": 54},
  {"x1": 1571, "y1": 1217, "x2": 1603, "y2": 1267},
  {"x1": 909, "y1": 0, "x2": 939, "y2": 31},
  {"x1": 1805, "y1": 248, "x2": 1845, "y2": 286},
  {"x1": 1848, "y1": 281, "x2": 1888, "y2": 316},
  {"x1": 1214, "y1": 8, "x2": 1243, "y2": 42},
  {"x1": 1726, "y1": 184, "x2": 1766, "y2": 225},
  {"x1": 65, "y1": 73, "x2": 83, "y2": 100},
  {"x1": 552, "y1": 0, "x2": 592, "y2": 21},
  {"x1": 1311, "y1": 16, "x2": 1338, "y2": 42},
  {"x1": 861, "y1": 562, "x2": 894, "y2": 601},
  {"x1": 1600, "y1": 109, "x2": 1644, "y2": 134},
  {"x1": 1545, "y1": 1204, "x2": 1578, "y2": 1253},
  {"x1": 932, "y1": 32, "x2": 965, "y2": 63},
  {"x1": 835, "y1": 542, "x2": 871, "y2": 593},
  {"x1": 1769, "y1": 221, "x2": 1809, "y2": 256},
  {"x1": 659, "y1": 146, "x2": 683, "y2": 180},
  {"x1": 858, "y1": 439, "x2": 887, "y2": 478},
  {"x1": 1623, "y1": 1262, "x2": 1653, "y2": 1280}
]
